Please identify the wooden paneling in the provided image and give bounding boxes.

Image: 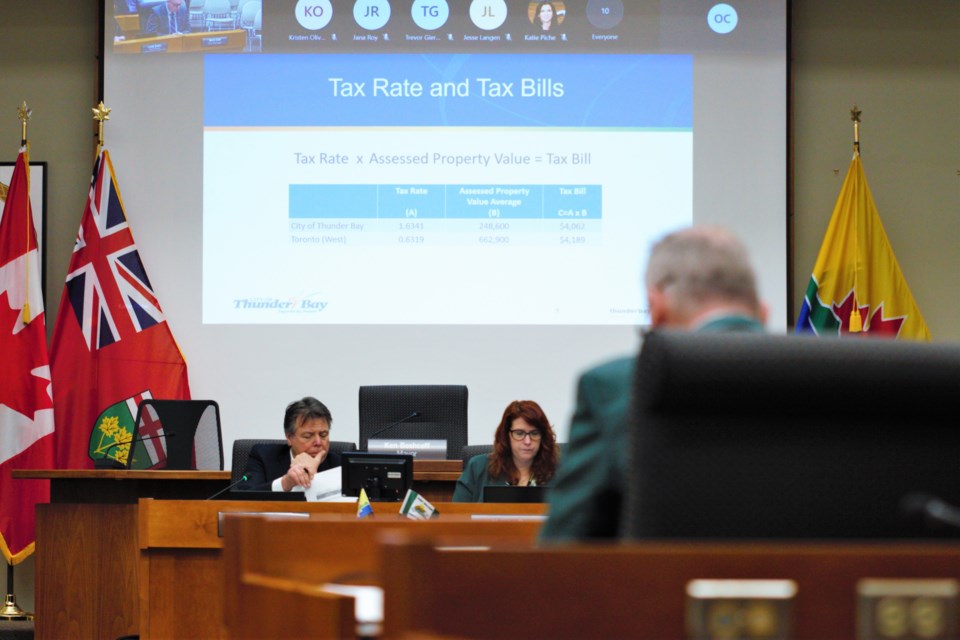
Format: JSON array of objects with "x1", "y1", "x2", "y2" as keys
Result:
[
  {"x1": 235, "y1": 574, "x2": 355, "y2": 639},
  {"x1": 136, "y1": 499, "x2": 543, "y2": 639},
  {"x1": 35, "y1": 503, "x2": 138, "y2": 640},
  {"x1": 139, "y1": 498, "x2": 546, "y2": 550},
  {"x1": 141, "y1": 549, "x2": 223, "y2": 639},
  {"x1": 222, "y1": 514, "x2": 542, "y2": 639},
  {"x1": 381, "y1": 536, "x2": 960, "y2": 639}
]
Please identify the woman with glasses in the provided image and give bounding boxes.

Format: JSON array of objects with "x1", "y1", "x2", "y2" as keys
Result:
[{"x1": 452, "y1": 400, "x2": 559, "y2": 502}]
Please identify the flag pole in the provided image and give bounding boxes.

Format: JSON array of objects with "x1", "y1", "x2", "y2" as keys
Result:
[
  {"x1": 1, "y1": 101, "x2": 34, "y2": 622},
  {"x1": 17, "y1": 102, "x2": 33, "y2": 325},
  {"x1": 848, "y1": 104, "x2": 863, "y2": 332},
  {"x1": 851, "y1": 103, "x2": 861, "y2": 156},
  {"x1": 0, "y1": 562, "x2": 29, "y2": 621},
  {"x1": 93, "y1": 101, "x2": 111, "y2": 153},
  {"x1": 18, "y1": 101, "x2": 29, "y2": 148}
]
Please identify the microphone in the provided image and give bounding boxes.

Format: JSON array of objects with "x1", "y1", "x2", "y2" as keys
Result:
[
  {"x1": 94, "y1": 432, "x2": 176, "y2": 469},
  {"x1": 206, "y1": 475, "x2": 249, "y2": 501},
  {"x1": 368, "y1": 411, "x2": 420, "y2": 440},
  {"x1": 900, "y1": 492, "x2": 960, "y2": 531}
]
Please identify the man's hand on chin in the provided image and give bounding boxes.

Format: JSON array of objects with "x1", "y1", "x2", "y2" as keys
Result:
[
  {"x1": 293, "y1": 451, "x2": 326, "y2": 473},
  {"x1": 281, "y1": 451, "x2": 328, "y2": 491}
]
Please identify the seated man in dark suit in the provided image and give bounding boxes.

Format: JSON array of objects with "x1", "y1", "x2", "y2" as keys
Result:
[
  {"x1": 540, "y1": 226, "x2": 767, "y2": 541},
  {"x1": 144, "y1": 0, "x2": 190, "y2": 35},
  {"x1": 241, "y1": 397, "x2": 342, "y2": 492}
]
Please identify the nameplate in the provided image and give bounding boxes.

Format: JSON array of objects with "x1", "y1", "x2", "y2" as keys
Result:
[
  {"x1": 368, "y1": 439, "x2": 447, "y2": 460},
  {"x1": 202, "y1": 36, "x2": 229, "y2": 48},
  {"x1": 686, "y1": 579, "x2": 796, "y2": 640},
  {"x1": 141, "y1": 42, "x2": 168, "y2": 53},
  {"x1": 857, "y1": 579, "x2": 958, "y2": 640}
]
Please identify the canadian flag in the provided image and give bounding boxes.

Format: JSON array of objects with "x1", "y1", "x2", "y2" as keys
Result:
[{"x1": 0, "y1": 147, "x2": 54, "y2": 564}]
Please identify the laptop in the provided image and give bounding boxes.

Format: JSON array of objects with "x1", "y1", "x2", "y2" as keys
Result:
[{"x1": 483, "y1": 485, "x2": 548, "y2": 503}]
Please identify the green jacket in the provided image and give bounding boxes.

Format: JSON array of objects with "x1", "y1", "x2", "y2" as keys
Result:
[
  {"x1": 539, "y1": 355, "x2": 633, "y2": 539},
  {"x1": 540, "y1": 315, "x2": 763, "y2": 541},
  {"x1": 452, "y1": 454, "x2": 503, "y2": 502}
]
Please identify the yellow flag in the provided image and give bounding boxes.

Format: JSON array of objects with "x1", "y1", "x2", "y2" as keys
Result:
[
  {"x1": 357, "y1": 488, "x2": 373, "y2": 518},
  {"x1": 797, "y1": 153, "x2": 930, "y2": 339}
]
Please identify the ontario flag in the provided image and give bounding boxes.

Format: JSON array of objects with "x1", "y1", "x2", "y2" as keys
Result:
[
  {"x1": 50, "y1": 147, "x2": 191, "y2": 469},
  {"x1": 796, "y1": 152, "x2": 930, "y2": 340},
  {"x1": 0, "y1": 146, "x2": 54, "y2": 563}
]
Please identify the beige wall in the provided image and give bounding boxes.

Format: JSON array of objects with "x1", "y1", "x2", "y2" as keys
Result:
[
  {"x1": 1, "y1": 0, "x2": 100, "y2": 335},
  {"x1": 791, "y1": 1, "x2": 960, "y2": 339},
  {"x1": 1, "y1": 0, "x2": 958, "y2": 611}
]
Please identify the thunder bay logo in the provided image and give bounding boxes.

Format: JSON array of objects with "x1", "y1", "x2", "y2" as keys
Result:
[{"x1": 232, "y1": 294, "x2": 328, "y2": 313}]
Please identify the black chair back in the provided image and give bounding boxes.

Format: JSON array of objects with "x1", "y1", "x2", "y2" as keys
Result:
[
  {"x1": 460, "y1": 444, "x2": 493, "y2": 463},
  {"x1": 623, "y1": 330, "x2": 960, "y2": 540},
  {"x1": 358, "y1": 385, "x2": 468, "y2": 456},
  {"x1": 130, "y1": 399, "x2": 223, "y2": 470},
  {"x1": 231, "y1": 438, "x2": 357, "y2": 484}
]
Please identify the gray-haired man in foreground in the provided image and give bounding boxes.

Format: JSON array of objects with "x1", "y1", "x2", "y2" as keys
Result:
[{"x1": 540, "y1": 226, "x2": 767, "y2": 541}]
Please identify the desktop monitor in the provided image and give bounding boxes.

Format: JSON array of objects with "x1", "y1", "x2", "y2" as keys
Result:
[{"x1": 340, "y1": 451, "x2": 414, "y2": 502}]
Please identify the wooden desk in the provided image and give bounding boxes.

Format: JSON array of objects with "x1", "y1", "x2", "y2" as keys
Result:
[
  {"x1": 381, "y1": 535, "x2": 960, "y2": 639},
  {"x1": 16, "y1": 468, "x2": 228, "y2": 503},
  {"x1": 219, "y1": 511, "x2": 544, "y2": 638},
  {"x1": 139, "y1": 499, "x2": 544, "y2": 639},
  {"x1": 15, "y1": 460, "x2": 458, "y2": 503},
  {"x1": 411, "y1": 458, "x2": 461, "y2": 501},
  {"x1": 14, "y1": 464, "x2": 464, "y2": 639},
  {"x1": 13, "y1": 470, "x2": 228, "y2": 640},
  {"x1": 112, "y1": 29, "x2": 246, "y2": 53}
]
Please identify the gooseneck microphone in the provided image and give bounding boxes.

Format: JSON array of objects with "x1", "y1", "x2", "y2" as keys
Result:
[
  {"x1": 368, "y1": 411, "x2": 420, "y2": 440},
  {"x1": 94, "y1": 432, "x2": 176, "y2": 469},
  {"x1": 900, "y1": 492, "x2": 960, "y2": 531},
  {"x1": 206, "y1": 475, "x2": 249, "y2": 500}
]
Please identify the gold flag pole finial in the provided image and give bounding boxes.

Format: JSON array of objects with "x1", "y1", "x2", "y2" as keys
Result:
[
  {"x1": 93, "y1": 102, "x2": 112, "y2": 148},
  {"x1": 850, "y1": 104, "x2": 862, "y2": 155},
  {"x1": 17, "y1": 101, "x2": 31, "y2": 147},
  {"x1": 848, "y1": 104, "x2": 863, "y2": 333},
  {"x1": 16, "y1": 102, "x2": 34, "y2": 325}
]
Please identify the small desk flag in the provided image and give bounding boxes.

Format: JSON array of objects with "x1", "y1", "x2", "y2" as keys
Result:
[
  {"x1": 357, "y1": 488, "x2": 374, "y2": 518},
  {"x1": 399, "y1": 490, "x2": 438, "y2": 520}
]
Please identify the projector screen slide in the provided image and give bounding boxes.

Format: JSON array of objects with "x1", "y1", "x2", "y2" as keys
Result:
[
  {"x1": 103, "y1": 0, "x2": 787, "y2": 447},
  {"x1": 202, "y1": 53, "x2": 692, "y2": 324}
]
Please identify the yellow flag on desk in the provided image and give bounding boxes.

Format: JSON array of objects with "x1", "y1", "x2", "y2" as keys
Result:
[{"x1": 357, "y1": 488, "x2": 374, "y2": 518}]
